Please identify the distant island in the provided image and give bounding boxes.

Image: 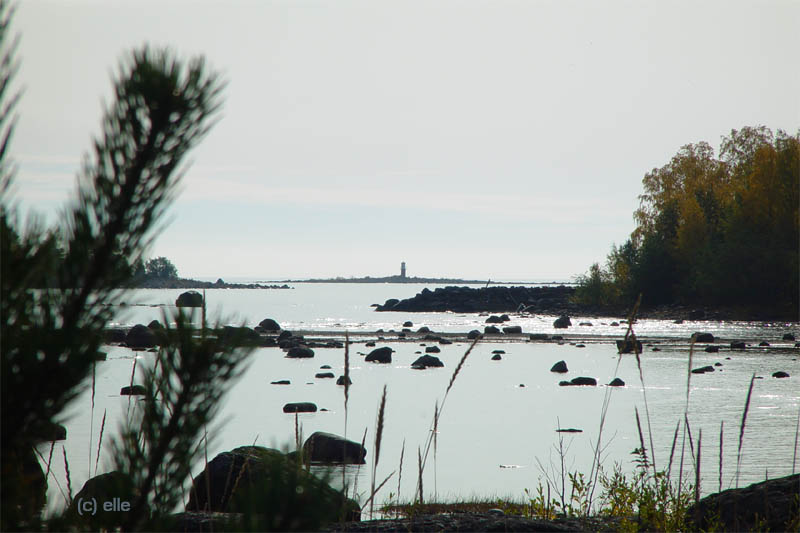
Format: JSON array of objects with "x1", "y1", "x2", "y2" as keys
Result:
[
  {"x1": 132, "y1": 277, "x2": 291, "y2": 290},
  {"x1": 279, "y1": 275, "x2": 492, "y2": 284},
  {"x1": 275, "y1": 261, "x2": 523, "y2": 284}
]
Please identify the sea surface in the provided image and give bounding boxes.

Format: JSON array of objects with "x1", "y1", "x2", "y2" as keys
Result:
[{"x1": 41, "y1": 283, "x2": 799, "y2": 516}]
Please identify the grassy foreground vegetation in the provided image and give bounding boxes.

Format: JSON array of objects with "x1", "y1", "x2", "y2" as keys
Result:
[{"x1": 575, "y1": 126, "x2": 799, "y2": 315}]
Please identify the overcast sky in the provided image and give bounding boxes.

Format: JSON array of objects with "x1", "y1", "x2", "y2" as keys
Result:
[{"x1": 9, "y1": 1, "x2": 800, "y2": 281}]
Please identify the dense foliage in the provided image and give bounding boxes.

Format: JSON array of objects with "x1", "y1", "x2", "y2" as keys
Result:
[
  {"x1": 144, "y1": 255, "x2": 178, "y2": 279},
  {"x1": 576, "y1": 126, "x2": 799, "y2": 313}
]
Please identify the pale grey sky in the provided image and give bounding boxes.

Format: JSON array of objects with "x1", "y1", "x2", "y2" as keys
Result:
[{"x1": 9, "y1": 0, "x2": 800, "y2": 280}]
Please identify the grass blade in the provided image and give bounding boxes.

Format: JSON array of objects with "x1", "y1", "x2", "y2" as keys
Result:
[
  {"x1": 735, "y1": 373, "x2": 756, "y2": 488},
  {"x1": 94, "y1": 409, "x2": 107, "y2": 476},
  {"x1": 370, "y1": 385, "x2": 387, "y2": 518}
]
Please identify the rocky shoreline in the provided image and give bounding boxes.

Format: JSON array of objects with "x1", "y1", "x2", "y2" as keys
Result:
[
  {"x1": 374, "y1": 285, "x2": 798, "y2": 322},
  {"x1": 129, "y1": 277, "x2": 292, "y2": 290}
]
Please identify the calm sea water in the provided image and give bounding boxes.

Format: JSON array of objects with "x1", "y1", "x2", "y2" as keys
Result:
[{"x1": 41, "y1": 284, "x2": 799, "y2": 515}]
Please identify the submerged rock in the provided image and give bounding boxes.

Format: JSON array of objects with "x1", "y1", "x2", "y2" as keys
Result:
[
  {"x1": 282, "y1": 402, "x2": 317, "y2": 413},
  {"x1": 259, "y1": 318, "x2": 281, "y2": 332},
  {"x1": 692, "y1": 332, "x2": 715, "y2": 343},
  {"x1": 772, "y1": 371, "x2": 790, "y2": 378},
  {"x1": 411, "y1": 354, "x2": 444, "y2": 368},
  {"x1": 691, "y1": 366, "x2": 715, "y2": 374},
  {"x1": 303, "y1": 432, "x2": 367, "y2": 465},
  {"x1": 286, "y1": 346, "x2": 315, "y2": 358},
  {"x1": 503, "y1": 325, "x2": 523, "y2": 334},
  {"x1": 175, "y1": 290, "x2": 203, "y2": 307},
  {"x1": 120, "y1": 385, "x2": 147, "y2": 396},
  {"x1": 553, "y1": 315, "x2": 571, "y2": 329},
  {"x1": 365, "y1": 346, "x2": 392, "y2": 364}
]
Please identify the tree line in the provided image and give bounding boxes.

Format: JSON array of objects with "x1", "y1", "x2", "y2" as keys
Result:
[{"x1": 575, "y1": 126, "x2": 799, "y2": 313}]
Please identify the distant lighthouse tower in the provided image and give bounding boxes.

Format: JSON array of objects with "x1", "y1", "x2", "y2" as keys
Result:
[{"x1": 400, "y1": 261, "x2": 406, "y2": 279}]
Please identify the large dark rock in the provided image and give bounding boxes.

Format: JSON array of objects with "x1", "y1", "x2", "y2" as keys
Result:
[
  {"x1": 175, "y1": 290, "x2": 203, "y2": 307},
  {"x1": 185, "y1": 446, "x2": 360, "y2": 528},
  {"x1": 125, "y1": 324, "x2": 157, "y2": 348},
  {"x1": 336, "y1": 375, "x2": 352, "y2": 386},
  {"x1": 691, "y1": 366, "x2": 715, "y2": 374},
  {"x1": 315, "y1": 372, "x2": 335, "y2": 379},
  {"x1": 687, "y1": 473, "x2": 799, "y2": 532},
  {"x1": 485, "y1": 315, "x2": 510, "y2": 324},
  {"x1": 705, "y1": 345, "x2": 720, "y2": 353},
  {"x1": 365, "y1": 346, "x2": 392, "y2": 364},
  {"x1": 502, "y1": 325, "x2": 522, "y2": 334},
  {"x1": 303, "y1": 432, "x2": 366, "y2": 465},
  {"x1": 286, "y1": 346, "x2": 315, "y2": 358},
  {"x1": 560, "y1": 377, "x2": 597, "y2": 386},
  {"x1": 467, "y1": 330, "x2": 482, "y2": 339},
  {"x1": 283, "y1": 402, "x2": 317, "y2": 413},
  {"x1": 375, "y1": 285, "x2": 575, "y2": 313},
  {"x1": 104, "y1": 327, "x2": 127, "y2": 343},
  {"x1": 66, "y1": 471, "x2": 141, "y2": 531},
  {"x1": 553, "y1": 315, "x2": 571, "y2": 329},
  {"x1": 608, "y1": 378, "x2": 625, "y2": 387},
  {"x1": 616, "y1": 339, "x2": 643, "y2": 354},
  {"x1": 772, "y1": 371, "x2": 790, "y2": 378},
  {"x1": 424, "y1": 346, "x2": 441, "y2": 353},
  {"x1": 120, "y1": 384, "x2": 147, "y2": 396},
  {"x1": 411, "y1": 355, "x2": 444, "y2": 368},
  {"x1": 219, "y1": 326, "x2": 261, "y2": 346},
  {"x1": 403, "y1": 321, "x2": 413, "y2": 327},
  {"x1": 550, "y1": 360, "x2": 568, "y2": 373},
  {"x1": 730, "y1": 341, "x2": 746, "y2": 349},
  {"x1": 692, "y1": 332, "x2": 715, "y2": 343},
  {"x1": 484, "y1": 326, "x2": 501, "y2": 334},
  {"x1": 258, "y1": 318, "x2": 281, "y2": 332},
  {"x1": 530, "y1": 333, "x2": 549, "y2": 341},
  {"x1": 783, "y1": 333, "x2": 796, "y2": 341}
]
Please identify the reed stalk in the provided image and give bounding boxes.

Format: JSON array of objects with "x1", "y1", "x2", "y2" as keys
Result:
[
  {"x1": 678, "y1": 338, "x2": 696, "y2": 493},
  {"x1": 793, "y1": 403, "x2": 800, "y2": 475},
  {"x1": 417, "y1": 446, "x2": 424, "y2": 505},
  {"x1": 735, "y1": 373, "x2": 755, "y2": 488},
  {"x1": 718, "y1": 420, "x2": 724, "y2": 493},
  {"x1": 89, "y1": 360, "x2": 96, "y2": 472},
  {"x1": 695, "y1": 429, "x2": 702, "y2": 505},
  {"x1": 433, "y1": 399, "x2": 439, "y2": 500},
  {"x1": 685, "y1": 413, "x2": 696, "y2": 465},
  {"x1": 370, "y1": 385, "x2": 387, "y2": 518},
  {"x1": 63, "y1": 445, "x2": 73, "y2": 505},
  {"x1": 417, "y1": 336, "x2": 479, "y2": 497},
  {"x1": 635, "y1": 406, "x2": 649, "y2": 470},
  {"x1": 666, "y1": 419, "x2": 680, "y2": 484},
  {"x1": 352, "y1": 427, "x2": 368, "y2": 501},
  {"x1": 45, "y1": 440, "x2": 55, "y2": 480},
  {"x1": 126, "y1": 355, "x2": 138, "y2": 418},
  {"x1": 94, "y1": 409, "x2": 107, "y2": 476},
  {"x1": 343, "y1": 332, "x2": 351, "y2": 493},
  {"x1": 396, "y1": 439, "x2": 405, "y2": 518},
  {"x1": 34, "y1": 446, "x2": 68, "y2": 505}
]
